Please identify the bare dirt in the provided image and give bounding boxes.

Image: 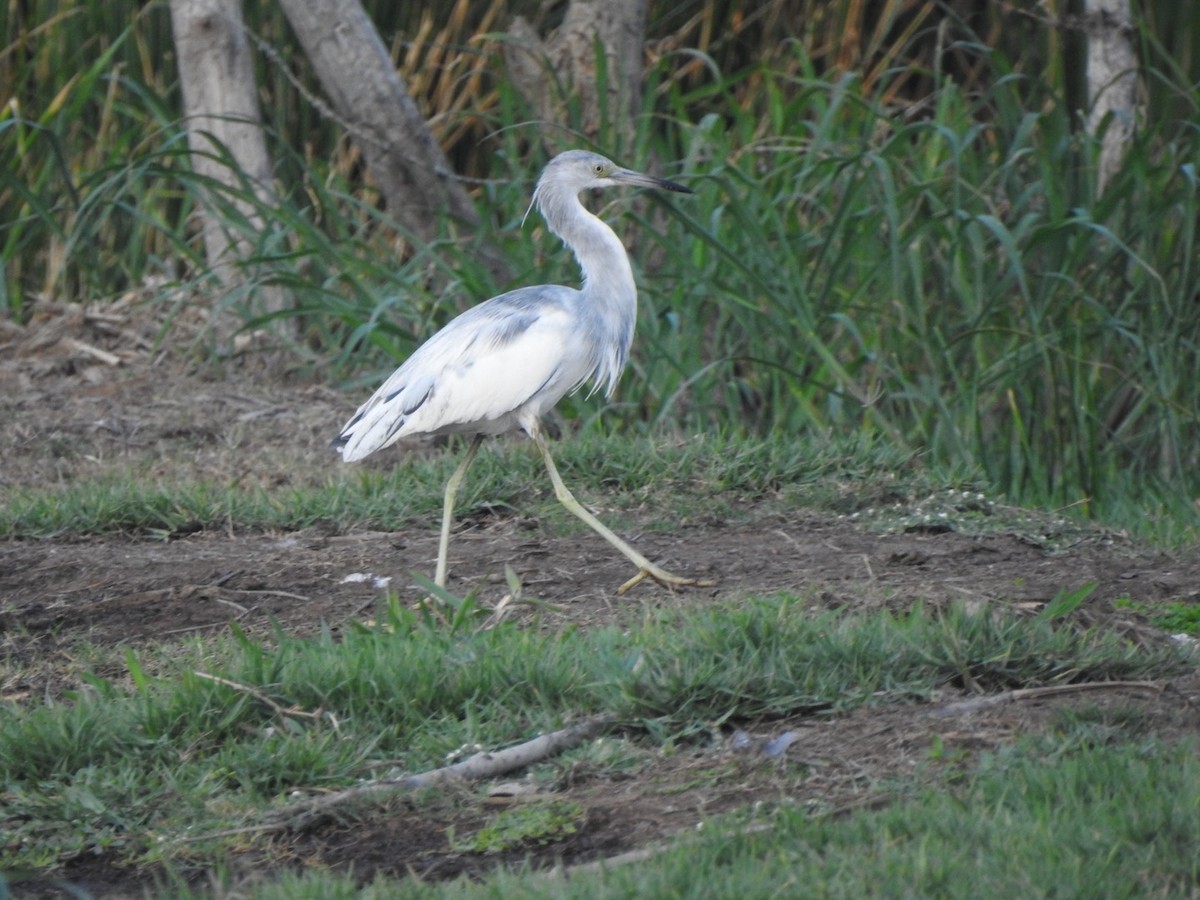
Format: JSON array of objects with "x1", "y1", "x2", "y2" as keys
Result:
[{"x1": 3, "y1": 302, "x2": 1200, "y2": 897}]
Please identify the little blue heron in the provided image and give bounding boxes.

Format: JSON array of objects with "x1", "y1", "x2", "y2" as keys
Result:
[{"x1": 333, "y1": 150, "x2": 712, "y2": 595}]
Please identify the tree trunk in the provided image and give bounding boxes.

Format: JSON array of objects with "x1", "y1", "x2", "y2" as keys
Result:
[
  {"x1": 503, "y1": 0, "x2": 648, "y2": 153},
  {"x1": 1083, "y1": 0, "x2": 1140, "y2": 194},
  {"x1": 169, "y1": 0, "x2": 290, "y2": 345},
  {"x1": 276, "y1": 0, "x2": 481, "y2": 241}
]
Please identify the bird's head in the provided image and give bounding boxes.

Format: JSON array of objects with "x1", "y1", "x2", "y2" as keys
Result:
[{"x1": 531, "y1": 150, "x2": 691, "y2": 225}]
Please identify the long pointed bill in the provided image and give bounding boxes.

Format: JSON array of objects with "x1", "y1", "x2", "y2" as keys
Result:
[{"x1": 613, "y1": 168, "x2": 693, "y2": 194}]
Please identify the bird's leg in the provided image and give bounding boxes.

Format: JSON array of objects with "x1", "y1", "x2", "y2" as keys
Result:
[
  {"x1": 435, "y1": 434, "x2": 485, "y2": 588},
  {"x1": 530, "y1": 428, "x2": 715, "y2": 595}
]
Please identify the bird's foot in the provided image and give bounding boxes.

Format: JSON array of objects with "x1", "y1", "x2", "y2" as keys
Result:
[{"x1": 617, "y1": 565, "x2": 717, "y2": 596}]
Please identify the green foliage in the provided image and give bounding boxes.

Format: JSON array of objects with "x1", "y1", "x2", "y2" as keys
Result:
[
  {"x1": 161, "y1": 739, "x2": 1200, "y2": 898},
  {"x1": 4, "y1": 5, "x2": 1200, "y2": 529},
  {"x1": 622, "y1": 600, "x2": 1177, "y2": 730},
  {"x1": 1, "y1": 598, "x2": 1187, "y2": 872},
  {"x1": 1114, "y1": 596, "x2": 1200, "y2": 635},
  {"x1": 0, "y1": 431, "x2": 955, "y2": 539},
  {"x1": 452, "y1": 800, "x2": 584, "y2": 854},
  {"x1": 566, "y1": 740, "x2": 1200, "y2": 900},
  {"x1": 1036, "y1": 583, "x2": 1096, "y2": 622},
  {"x1": 646, "y1": 58, "x2": 1200, "y2": 520}
]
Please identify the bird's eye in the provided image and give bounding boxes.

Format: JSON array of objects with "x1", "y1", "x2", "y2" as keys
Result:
[{"x1": 594, "y1": 164, "x2": 606, "y2": 176}]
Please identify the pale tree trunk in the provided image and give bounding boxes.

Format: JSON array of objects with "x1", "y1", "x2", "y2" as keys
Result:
[
  {"x1": 276, "y1": 0, "x2": 481, "y2": 241},
  {"x1": 1083, "y1": 0, "x2": 1140, "y2": 194},
  {"x1": 169, "y1": 0, "x2": 290, "y2": 346},
  {"x1": 503, "y1": 0, "x2": 648, "y2": 153}
]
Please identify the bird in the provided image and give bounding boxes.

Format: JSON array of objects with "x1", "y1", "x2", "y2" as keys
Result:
[{"x1": 333, "y1": 150, "x2": 713, "y2": 595}]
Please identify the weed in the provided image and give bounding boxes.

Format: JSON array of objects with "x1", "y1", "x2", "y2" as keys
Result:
[
  {"x1": 3, "y1": 597, "x2": 1186, "y2": 874},
  {"x1": 452, "y1": 800, "x2": 585, "y2": 854},
  {"x1": 1115, "y1": 597, "x2": 1200, "y2": 635}
]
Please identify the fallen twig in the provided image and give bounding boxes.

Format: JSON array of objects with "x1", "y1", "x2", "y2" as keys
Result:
[
  {"x1": 192, "y1": 671, "x2": 325, "y2": 725},
  {"x1": 64, "y1": 336, "x2": 122, "y2": 366},
  {"x1": 175, "y1": 713, "x2": 618, "y2": 842},
  {"x1": 269, "y1": 713, "x2": 616, "y2": 831},
  {"x1": 226, "y1": 587, "x2": 312, "y2": 603},
  {"x1": 928, "y1": 680, "x2": 1164, "y2": 718}
]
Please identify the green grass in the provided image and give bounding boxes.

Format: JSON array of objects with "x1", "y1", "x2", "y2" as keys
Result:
[
  {"x1": 4, "y1": 428, "x2": 1191, "y2": 548},
  {"x1": 0, "y1": 432, "x2": 963, "y2": 539},
  {"x1": 5, "y1": 13, "x2": 1200, "y2": 534},
  {"x1": 450, "y1": 799, "x2": 585, "y2": 854},
  {"x1": 1115, "y1": 597, "x2": 1200, "y2": 636},
  {"x1": 2, "y1": 597, "x2": 1187, "y2": 879},
  {"x1": 22, "y1": 730, "x2": 1199, "y2": 900},
  {"x1": 368, "y1": 740, "x2": 1200, "y2": 900}
]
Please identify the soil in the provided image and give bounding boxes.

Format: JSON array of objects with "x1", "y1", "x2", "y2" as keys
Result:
[{"x1": 3, "y1": 302, "x2": 1200, "y2": 897}]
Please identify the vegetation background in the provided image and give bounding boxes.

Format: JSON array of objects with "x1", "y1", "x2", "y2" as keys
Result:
[{"x1": 4, "y1": 0, "x2": 1200, "y2": 538}]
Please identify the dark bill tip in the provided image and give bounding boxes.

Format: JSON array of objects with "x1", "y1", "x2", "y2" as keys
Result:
[{"x1": 657, "y1": 177, "x2": 693, "y2": 194}]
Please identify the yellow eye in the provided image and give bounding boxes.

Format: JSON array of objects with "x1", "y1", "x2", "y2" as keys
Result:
[{"x1": 594, "y1": 163, "x2": 606, "y2": 176}]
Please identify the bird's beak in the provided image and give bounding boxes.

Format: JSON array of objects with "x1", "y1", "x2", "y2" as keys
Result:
[{"x1": 613, "y1": 167, "x2": 693, "y2": 194}]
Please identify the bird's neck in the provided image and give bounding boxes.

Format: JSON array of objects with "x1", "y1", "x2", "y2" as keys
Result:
[
  {"x1": 542, "y1": 192, "x2": 637, "y2": 396},
  {"x1": 546, "y1": 197, "x2": 637, "y2": 312}
]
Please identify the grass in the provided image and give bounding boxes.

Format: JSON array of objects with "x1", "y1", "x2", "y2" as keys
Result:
[
  {"x1": 450, "y1": 799, "x2": 585, "y2": 854},
  {"x1": 2, "y1": 428, "x2": 1153, "y2": 551},
  {"x1": 0, "y1": 431, "x2": 953, "y2": 538},
  {"x1": 5, "y1": 9, "x2": 1200, "y2": 535},
  {"x1": 4, "y1": 425, "x2": 1183, "y2": 555},
  {"x1": 199, "y1": 735, "x2": 1200, "y2": 898},
  {"x1": 1115, "y1": 597, "x2": 1200, "y2": 636},
  {"x1": 392, "y1": 741, "x2": 1200, "y2": 900},
  {"x1": 0, "y1": 598, "x2": 1188, "y2": 871},
  {"x1": 164, "y1": 728, "x2": 1200, "y2": 900}
]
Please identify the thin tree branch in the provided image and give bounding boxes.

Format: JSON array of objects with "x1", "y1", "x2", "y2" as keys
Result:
[{"x1": 928, "y1": 680, "x2": 1164, "y2": 718}]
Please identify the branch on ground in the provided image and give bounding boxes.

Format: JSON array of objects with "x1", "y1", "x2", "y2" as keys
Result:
[
  {"x1": 929, "y1": 679, "x2": 1166, "y2": 718},
  {"x1": 269, "y1": 713, "x2": 617, "y2": 832}
]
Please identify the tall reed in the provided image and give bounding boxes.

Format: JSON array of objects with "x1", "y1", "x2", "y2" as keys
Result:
[
  {"x1": 3, "y1": 3, "x2": 1198, "y2": 528},
  {"x1": 635, "y1": 47, "x2": 1200, "y2": 516}
]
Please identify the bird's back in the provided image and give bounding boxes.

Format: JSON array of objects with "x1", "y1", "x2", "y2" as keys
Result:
[{"x1": 334, "y1": 284, "x2": 604, "y2": 461}]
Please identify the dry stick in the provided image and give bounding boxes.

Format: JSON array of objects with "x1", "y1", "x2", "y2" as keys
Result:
[
  {"x1": 270, "y1": 714, "x2": 617, "y2": 831},
  {"x1": 192, "y1": 671, "x2": 323, "y2": 723},
  {"x1": 175, "y1": 714, "x2": 619, "y2": 841},
  {"x1": 226, "y1": 588, "x2": 312, "y2": 603},
  {"x1": 928, "y1": 680, "x2": 1165, "y2": 718},
  {"x1": 64, "y1": 337, "x2": 122, "y2": 366}
]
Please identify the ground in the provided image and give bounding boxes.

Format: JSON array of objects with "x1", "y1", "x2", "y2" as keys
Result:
[{"x1": 3, "y1": 302, "x2": 1200, "y2": 896}]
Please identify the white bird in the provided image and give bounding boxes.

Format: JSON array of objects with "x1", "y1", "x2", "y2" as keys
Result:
[{"x1": 333, "y1": 150, "x2": 712, "y2": 595}]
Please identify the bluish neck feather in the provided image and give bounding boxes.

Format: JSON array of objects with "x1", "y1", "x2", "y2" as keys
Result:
[{"x1": 536, "y1": 183, "x2": 637, "y2": 398}]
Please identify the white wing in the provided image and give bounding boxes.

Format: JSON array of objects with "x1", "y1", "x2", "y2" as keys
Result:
[{"x1": 335, "y1": 286, "x2": 597, "y2": 461}]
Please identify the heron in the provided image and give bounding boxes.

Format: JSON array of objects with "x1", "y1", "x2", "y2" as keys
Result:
[{"x1": 333, "y1": 150, "x2": 713, "y2": 595}]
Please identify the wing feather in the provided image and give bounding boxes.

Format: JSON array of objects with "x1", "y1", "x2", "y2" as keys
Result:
[{"x1": 335, "y1": 286, "x2": 593, "y2": 461}]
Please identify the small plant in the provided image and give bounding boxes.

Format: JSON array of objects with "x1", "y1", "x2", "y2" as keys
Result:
[
  {"x1": 1036, "y1": 583, "x2": 1097, "y2": 622},
  {"x1": 1114, "y1": 597, "x2": 1200, "y2": 635},
  {"x1": 452, "y1": 799, "x2": 584, "y2": 854},
  {"x1": 1052, "y1": 702, "x2": 1151, "y2": 748}
]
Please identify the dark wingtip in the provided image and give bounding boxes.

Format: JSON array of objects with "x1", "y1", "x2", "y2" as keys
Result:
[{"x1": 331, "y1": 411, "x2": 366, "y2": 453}]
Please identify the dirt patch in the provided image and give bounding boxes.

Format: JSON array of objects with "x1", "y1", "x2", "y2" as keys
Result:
[
  {"x1": 4, "y1": 302, "x2": 1200, "y2": 897},
  {"x1": 3, "y1": 512, "x2": 1195, "y2": 654}
]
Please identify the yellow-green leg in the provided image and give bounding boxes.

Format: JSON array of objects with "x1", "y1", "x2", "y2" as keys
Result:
[
  {"x1": 435, "y1": 433, "x2": 484, "y2": 588},
  {"x1": 529, "y1": 425, "x2": 715, "y2": 595}
]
